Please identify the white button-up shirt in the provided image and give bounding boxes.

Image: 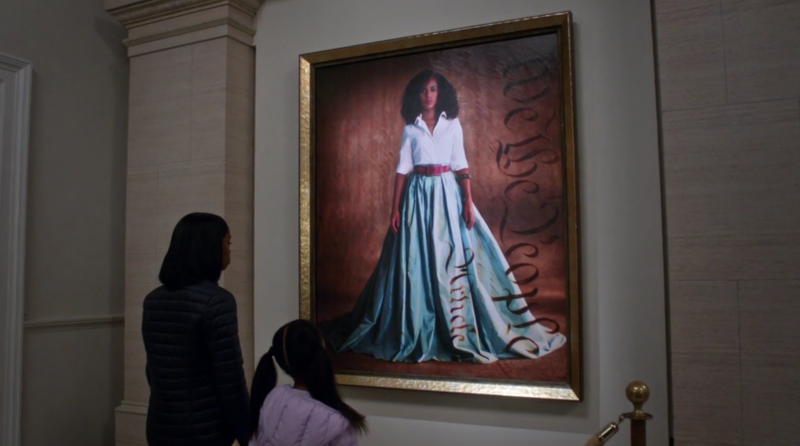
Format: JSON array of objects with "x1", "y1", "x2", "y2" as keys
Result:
[{"x1": 395, "y1": 112, "x2": 469, "y2": 175}]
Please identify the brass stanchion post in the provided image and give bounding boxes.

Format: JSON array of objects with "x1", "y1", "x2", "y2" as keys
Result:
[
  {"x1": 625, "y1": 381, "x2": 652, "y2": 446},
  {"x1": 582, "y1": 381, "x2": 653, "y2": 446}
]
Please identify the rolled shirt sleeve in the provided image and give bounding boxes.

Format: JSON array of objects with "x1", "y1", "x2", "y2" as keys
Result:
[{"x1": 449, "y1": 118, "x2": 469, "y2": 171}]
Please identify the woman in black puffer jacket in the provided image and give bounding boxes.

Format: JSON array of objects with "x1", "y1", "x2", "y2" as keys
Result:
[{"x1": 142, "y1": 212, "x2": 249, "y2": 446}]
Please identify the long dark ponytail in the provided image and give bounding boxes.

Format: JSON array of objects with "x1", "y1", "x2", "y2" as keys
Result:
[
  {"x1": 249, "y1": 320, "x2": 366, "y2": 439},
  {"x1": 249, "y1": 346, "x2": 278, "y2": 439}
]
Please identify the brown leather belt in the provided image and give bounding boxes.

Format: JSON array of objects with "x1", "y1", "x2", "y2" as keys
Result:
[{"x1": 414, "y1": 165, "x2": 451, "y2": 176}]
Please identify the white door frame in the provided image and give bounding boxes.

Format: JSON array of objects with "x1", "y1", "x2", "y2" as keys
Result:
[{"x1": 0, "y1": 52, "x2": 32, "y2": 446}]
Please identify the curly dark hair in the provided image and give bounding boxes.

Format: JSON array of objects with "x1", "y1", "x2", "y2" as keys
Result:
[{"x1": 400, "y1": 69, "x2": 459, "y2": 124}]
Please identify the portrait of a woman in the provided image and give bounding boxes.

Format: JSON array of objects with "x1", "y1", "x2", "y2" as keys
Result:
[{"x1": 325, "y1": 69, "x2": 567, "y2": 364}]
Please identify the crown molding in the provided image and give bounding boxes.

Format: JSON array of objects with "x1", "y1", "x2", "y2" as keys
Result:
[
  {"x1": 106, "y1": 0, "x2": 266, "y2": 54},
  {"x1": 107, "y1": 0, "x2": 264, "y2": 28}
]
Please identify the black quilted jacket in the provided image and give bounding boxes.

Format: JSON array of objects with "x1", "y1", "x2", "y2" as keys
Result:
[{"x1": 142, "y1": 281, "x2": 249, "y2": 446}]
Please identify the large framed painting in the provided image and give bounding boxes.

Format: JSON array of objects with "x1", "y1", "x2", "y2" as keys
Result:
[{"x1": 299, "y1": 12, "x2": 582, "y2": 400}]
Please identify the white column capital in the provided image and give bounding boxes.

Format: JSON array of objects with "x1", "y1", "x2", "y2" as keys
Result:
[{"x1": 105, "y1": 0, "x2": 266, "y2": 56}]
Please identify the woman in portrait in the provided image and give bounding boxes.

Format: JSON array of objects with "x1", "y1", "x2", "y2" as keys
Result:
[{"x1": 326, "y1": 69, "x2": 566, "y2": 364}]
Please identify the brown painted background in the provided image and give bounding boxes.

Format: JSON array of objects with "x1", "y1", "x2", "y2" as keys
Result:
[{"x1": 313, "y1": 33, "x2": 570, "y2": 382}]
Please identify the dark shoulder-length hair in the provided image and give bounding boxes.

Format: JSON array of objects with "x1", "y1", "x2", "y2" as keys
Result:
[
  {"x1": 158, "y1": 212, "x2": 229, "y2": 290},
  {"x1": 400, "y1": 69, "x2": 459, "y2": 125},
  {"x1": 249, "y1": 320, "x2": 366, "y2": 438}
]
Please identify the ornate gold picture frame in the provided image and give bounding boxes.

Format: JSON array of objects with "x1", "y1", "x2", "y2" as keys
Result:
[{"x1": 300, "y1": 12, "x2": 581, "y2": 401}]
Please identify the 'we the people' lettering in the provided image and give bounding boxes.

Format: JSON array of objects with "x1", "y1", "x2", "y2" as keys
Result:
[{"x1": 491, "y1": 57, "x2": 562, "y2": 351}]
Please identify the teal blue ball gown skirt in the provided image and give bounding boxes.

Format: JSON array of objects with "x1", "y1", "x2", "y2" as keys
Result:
[{"x1": 326, "y1": 171, "x2": 567, "y2": 364}]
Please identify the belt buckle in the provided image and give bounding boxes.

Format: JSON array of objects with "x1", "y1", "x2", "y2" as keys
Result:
[{"x1": 428, "y1": 165, "x2": 438, "y2": 176}]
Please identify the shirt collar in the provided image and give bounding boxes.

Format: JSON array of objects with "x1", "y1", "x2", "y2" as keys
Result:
[{"x1": 414, "y1": 111, "x2": 448, "y2": 126}]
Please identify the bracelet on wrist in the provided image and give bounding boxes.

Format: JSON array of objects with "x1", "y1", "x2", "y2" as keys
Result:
[{"x1": 456, "y1": 173, "x2": 472, "y2": 181}]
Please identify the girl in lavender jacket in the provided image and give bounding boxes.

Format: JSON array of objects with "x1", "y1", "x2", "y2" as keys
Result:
[{"x1": 249, "y1": 320, "x2": 366, "y2": 446}]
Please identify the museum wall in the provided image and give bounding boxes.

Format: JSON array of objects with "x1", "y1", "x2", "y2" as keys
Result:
[
  {"x1": 8, "y1": 0, "x2": 793, "y2": 444},
  {"x1": 654, "y1": 0, "x2": 800, "y2": 444},
  {"x1": 254, "y1": 1, "x2": 669, "y2": 445},
  {"x1": 0, "y1": 0, "x2": 128, "y2": 444}
]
